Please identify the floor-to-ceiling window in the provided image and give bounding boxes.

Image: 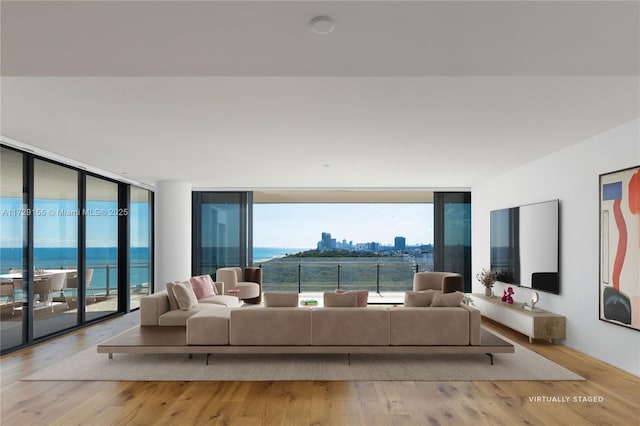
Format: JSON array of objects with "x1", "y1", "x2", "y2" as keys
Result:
[
  {"x1": 32, "y1": 159, "x2": 79, "y2": 338},
  {"x1": 434, "y1": 192, "x2": 472, "y2": 291},
  {"x1": 0, "y1": 147, "x2": 26, "y2": 351},
  {"x1": 0, "y1": 144, "x2": 154, "y2": 354},
  {"x1": 192, "y1": 192, "x2": 252, "y2": 276},
  {"x1": 129, "y1": 186, "x2": 153, "y2": 309},
  {"x1": 84, "y1": 175, "x2": 119, "y2": 321}
]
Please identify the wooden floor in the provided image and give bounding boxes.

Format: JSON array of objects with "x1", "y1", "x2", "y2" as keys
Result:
[{"x1": 1, "y1": 312, "x2": 638, "y2": 426}]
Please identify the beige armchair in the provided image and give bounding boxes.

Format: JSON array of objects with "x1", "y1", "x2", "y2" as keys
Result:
[
  {"x1": 413, "y1": 271, "x2": 463, "y2": 294},
  {"x1": 215, "y1": 267, "x2": 262, "y2": 304}
]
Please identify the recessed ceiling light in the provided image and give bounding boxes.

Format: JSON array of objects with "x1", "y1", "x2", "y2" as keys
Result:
[{"x1": 310, "y1": 15, "x2": 335, "y2": 35}]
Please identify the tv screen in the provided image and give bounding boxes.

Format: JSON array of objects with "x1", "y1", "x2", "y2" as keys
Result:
[{"x1": 490, "y1": 199, "x2": 559, "y2": 294}]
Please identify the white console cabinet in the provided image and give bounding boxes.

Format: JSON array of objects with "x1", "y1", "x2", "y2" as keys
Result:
[{"x1": 470, "y1": 294, "x2": 566, "y2": 343}]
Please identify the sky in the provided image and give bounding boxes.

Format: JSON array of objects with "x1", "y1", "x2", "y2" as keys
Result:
[
  {"x1": 253, "y1": 203, "x2": 434, "y2": 248},
  {"x1": 0, "y1": 198, "x2": 150, "y2": 248}
]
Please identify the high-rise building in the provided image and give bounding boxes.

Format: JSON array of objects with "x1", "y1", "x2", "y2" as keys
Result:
[
  {"x1": 318, "y1": 232, "x2": 333, "y2": 250},
  {"x1": 395, "y1": 236, "x2": 406, "y2": 251}
]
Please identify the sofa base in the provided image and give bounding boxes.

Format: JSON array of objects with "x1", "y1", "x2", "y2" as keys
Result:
[{"x1": 97, "y1": 326, "x2": 514, "y2": 365}]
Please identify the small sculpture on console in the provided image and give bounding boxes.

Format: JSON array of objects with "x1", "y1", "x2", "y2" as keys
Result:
[{"x1": 501, "y1": 287, "x2": 515, "y2": 304}]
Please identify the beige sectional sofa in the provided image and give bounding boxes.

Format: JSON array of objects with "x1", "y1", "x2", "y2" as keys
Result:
[
  {"x1": 137, "y1": 289, "x2": 483, "y2": 360},
  {"x1": 99, "y1": 273, "x2": 514, "y2": 364}
]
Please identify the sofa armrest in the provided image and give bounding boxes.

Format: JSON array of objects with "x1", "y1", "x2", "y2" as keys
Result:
[
  {"x1": 140, "y1": 291, "x2": 170, "y2": 326},
  {"x1": 214, "y1": 281, "x2": 225, "y2": 294},
  {"x1": 459, "y1": 303, "x2": 481, "y2": 345}
]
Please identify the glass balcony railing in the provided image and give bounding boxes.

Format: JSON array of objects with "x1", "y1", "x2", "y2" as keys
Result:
[{"x1": 255, "y1": 257, "x2": 434, "y2": 293}]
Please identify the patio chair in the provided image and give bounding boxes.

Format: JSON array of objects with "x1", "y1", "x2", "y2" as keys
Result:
[
  {"x1": 34, "y1": 272, "x2": 68, "y2": 312},
  {"x1": 65, "y1": 268, "x2": 96, "y2": 307}
]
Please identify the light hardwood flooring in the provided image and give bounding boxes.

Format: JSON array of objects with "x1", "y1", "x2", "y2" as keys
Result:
[{"x1": 1, "y1": 311, "x2": 638, "y2": 426}]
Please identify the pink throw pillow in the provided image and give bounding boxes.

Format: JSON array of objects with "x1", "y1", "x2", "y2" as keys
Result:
[
  {"x1": 189, "y1": 275, "x2": 215, "y2": 300},
  {"x1": 335, "y1": 289, "x2": 369, "y2": 307}
]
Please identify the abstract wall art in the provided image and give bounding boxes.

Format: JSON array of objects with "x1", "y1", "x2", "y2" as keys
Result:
[{"x1": 600, "y1": 165, "x2": 640, "y2": 331}]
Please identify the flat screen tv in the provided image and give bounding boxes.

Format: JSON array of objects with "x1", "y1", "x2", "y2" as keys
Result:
[{"x1": 490, "y1": 199, "x2": 560, "y2": 294}]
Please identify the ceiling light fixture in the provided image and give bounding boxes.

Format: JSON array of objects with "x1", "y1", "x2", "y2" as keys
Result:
[{"x1": 310, "y1": 15, "x2": 335, "y2": 35}]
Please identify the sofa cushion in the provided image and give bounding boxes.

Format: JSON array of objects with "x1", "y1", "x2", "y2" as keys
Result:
[
  {"x1": 230, "y1": 308, "x2": 312, "y2": 345},
  {"x1": 187, "y1": 308, "x2": 231, "y2": 345},
  {"x1": 158, "y1": 304, "x2": 219, "y2": 326},
  {"x1": 403, "y1": 290, "x2": 436, "y2": 307},
  {"x1": 389, "y1": 307, "x2": 470, "y2": 345},
  {"x1": 335, "y1": 289, "x2": 369, "y2": 307},
  {"x1": 430, "y1": 291, "x2": 464, "y2": 307},
  {"x1": 264, "y1": 291, "x2": 299, "y2": 307},
  {"x1": 189, "y1": 275, "x2": 216, "y2": 299},
  {"x1": 172, "y1": 281, "x2": 198, "y2": 311},
  {"x1": 311, "y1": 307, "x2": 390, "y2": 345},
  {"x1": 199, "y1": 295, "x2": 241, "y2": 307},
  {"x1": 323, "y1": 291, "x2": 357, "y2": 307},
  {"x1": 165, "y1": 282, "x2": 180, "y2": 311}
]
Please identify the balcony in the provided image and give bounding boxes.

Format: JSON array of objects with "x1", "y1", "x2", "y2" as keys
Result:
[{"x1": 256, "y1": 256, "x2": 433, "y2": 294}]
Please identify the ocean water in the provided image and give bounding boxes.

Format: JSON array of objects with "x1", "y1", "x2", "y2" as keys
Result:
[
  {"x1": 0, "y1": 247, "x2": 151, "y2": 289},
  {"x1": 253, "y1": 247, "x2": 309, "y2": 263}
]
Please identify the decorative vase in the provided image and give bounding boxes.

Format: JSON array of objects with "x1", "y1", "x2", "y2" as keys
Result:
[{"x1": 484, "y1": 287, "x2": 493, "y2": 297}]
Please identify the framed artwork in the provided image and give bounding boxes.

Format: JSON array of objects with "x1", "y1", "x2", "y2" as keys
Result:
[{"x1": 599, "y1": 165, "x2": 640, "y2": 331}]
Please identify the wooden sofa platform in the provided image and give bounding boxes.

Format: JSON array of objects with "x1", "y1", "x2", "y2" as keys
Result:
[{"x1": 97, "y1": 326, "x2": 514, "y2": 365}]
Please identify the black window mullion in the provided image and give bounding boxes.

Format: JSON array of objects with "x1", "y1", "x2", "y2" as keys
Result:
[
  {"x1": 23, "y1": 154, "x2": 34, "y2": 344},
  {"x1": 119, "y1": 184, "x2": 130, "y2": 313},
  {"x1": 77, "y1": 173, "x2": 86, "y2": 325}
]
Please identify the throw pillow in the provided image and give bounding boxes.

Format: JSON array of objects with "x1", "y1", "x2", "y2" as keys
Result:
[
  {"x1": 264, "y1": 292, "x2": 298, "y2": 307},
  {"x1": 189, "y1": 275, "x2": 216, "y2": 299},
  {"x1": 172, "y1": 281, "x2": 198, "y2": 311},
  {"x1": 403, "y1": 290, "x2": 436, "y2": 307},
  {"x1": 323, "y1": 291, "x2": 357, "y2": 307},
  {"x1": 335, "y1": 289, "x2": 369, "y2": 307},
  {"x1": 165, "y1": 281, "x2": 180, "y2": 311},
  {"x1": 430, "y1": 291, "x2": 464, "y2": 307}
]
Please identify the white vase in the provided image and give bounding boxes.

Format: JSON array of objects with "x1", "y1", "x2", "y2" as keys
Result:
[{"x1": 484, "y1": 287, "x2": 493, "y2": 297}]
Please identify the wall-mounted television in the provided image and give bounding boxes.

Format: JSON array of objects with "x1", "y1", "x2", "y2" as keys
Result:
[{"x1": 490, "y1": 199, "x2": 560, "y2": 294}]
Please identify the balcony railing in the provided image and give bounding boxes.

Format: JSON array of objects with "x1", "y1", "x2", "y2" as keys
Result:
[
  {"x1": 6, "y1": 263, "x2": 151, "y2": 297},
  {"x1": 255, "y1": 257, "x2": 434, "y2": 293}
]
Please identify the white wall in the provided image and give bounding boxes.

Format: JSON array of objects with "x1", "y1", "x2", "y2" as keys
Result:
[
  {"x1": 154, "y1": 180, "x2": 192, "y2": 291},
  {"x1": 472, "y1": 119, "x2": 640, "y2": 376}
]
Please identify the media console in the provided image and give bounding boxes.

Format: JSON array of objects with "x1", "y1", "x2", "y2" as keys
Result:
[{"x1": 470, "y1": 294, "x2": 566, "y2": 343}]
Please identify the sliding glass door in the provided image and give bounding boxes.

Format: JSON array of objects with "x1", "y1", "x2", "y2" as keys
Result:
[
  {"x1": 0, "y1": 148, "x2": 26, "y2": 351},
  {"x1": 84, "y1": 175, "x2": 119, "y2": 321},
  {"x1": 0, "y1": 145, "x2": 154, "y2": 355},
  {"x1": 33, "y1": 159, "x2": 79, "y2": 338},
  {"x1": 129, "y1": 186, "x2": 153, "y2": 309}
]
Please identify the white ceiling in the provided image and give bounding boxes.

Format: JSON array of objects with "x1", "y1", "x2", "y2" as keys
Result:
[{"x1": 1, "y1": 1, "x2": 639, "y2": 190}]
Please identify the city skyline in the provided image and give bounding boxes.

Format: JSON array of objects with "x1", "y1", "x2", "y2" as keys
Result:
[{"x1": 253, "y1": 203, "x2": 434, "y2": 248}]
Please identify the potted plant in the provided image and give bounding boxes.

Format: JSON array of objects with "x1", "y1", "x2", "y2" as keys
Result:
[{"x1": 476, "y1": 268, "x2": 497, "y2": 297}]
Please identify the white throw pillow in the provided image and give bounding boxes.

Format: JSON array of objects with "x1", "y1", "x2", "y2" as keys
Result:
[{"x1": 172, "y1": 281, "x2": 198, "y2": 311}]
